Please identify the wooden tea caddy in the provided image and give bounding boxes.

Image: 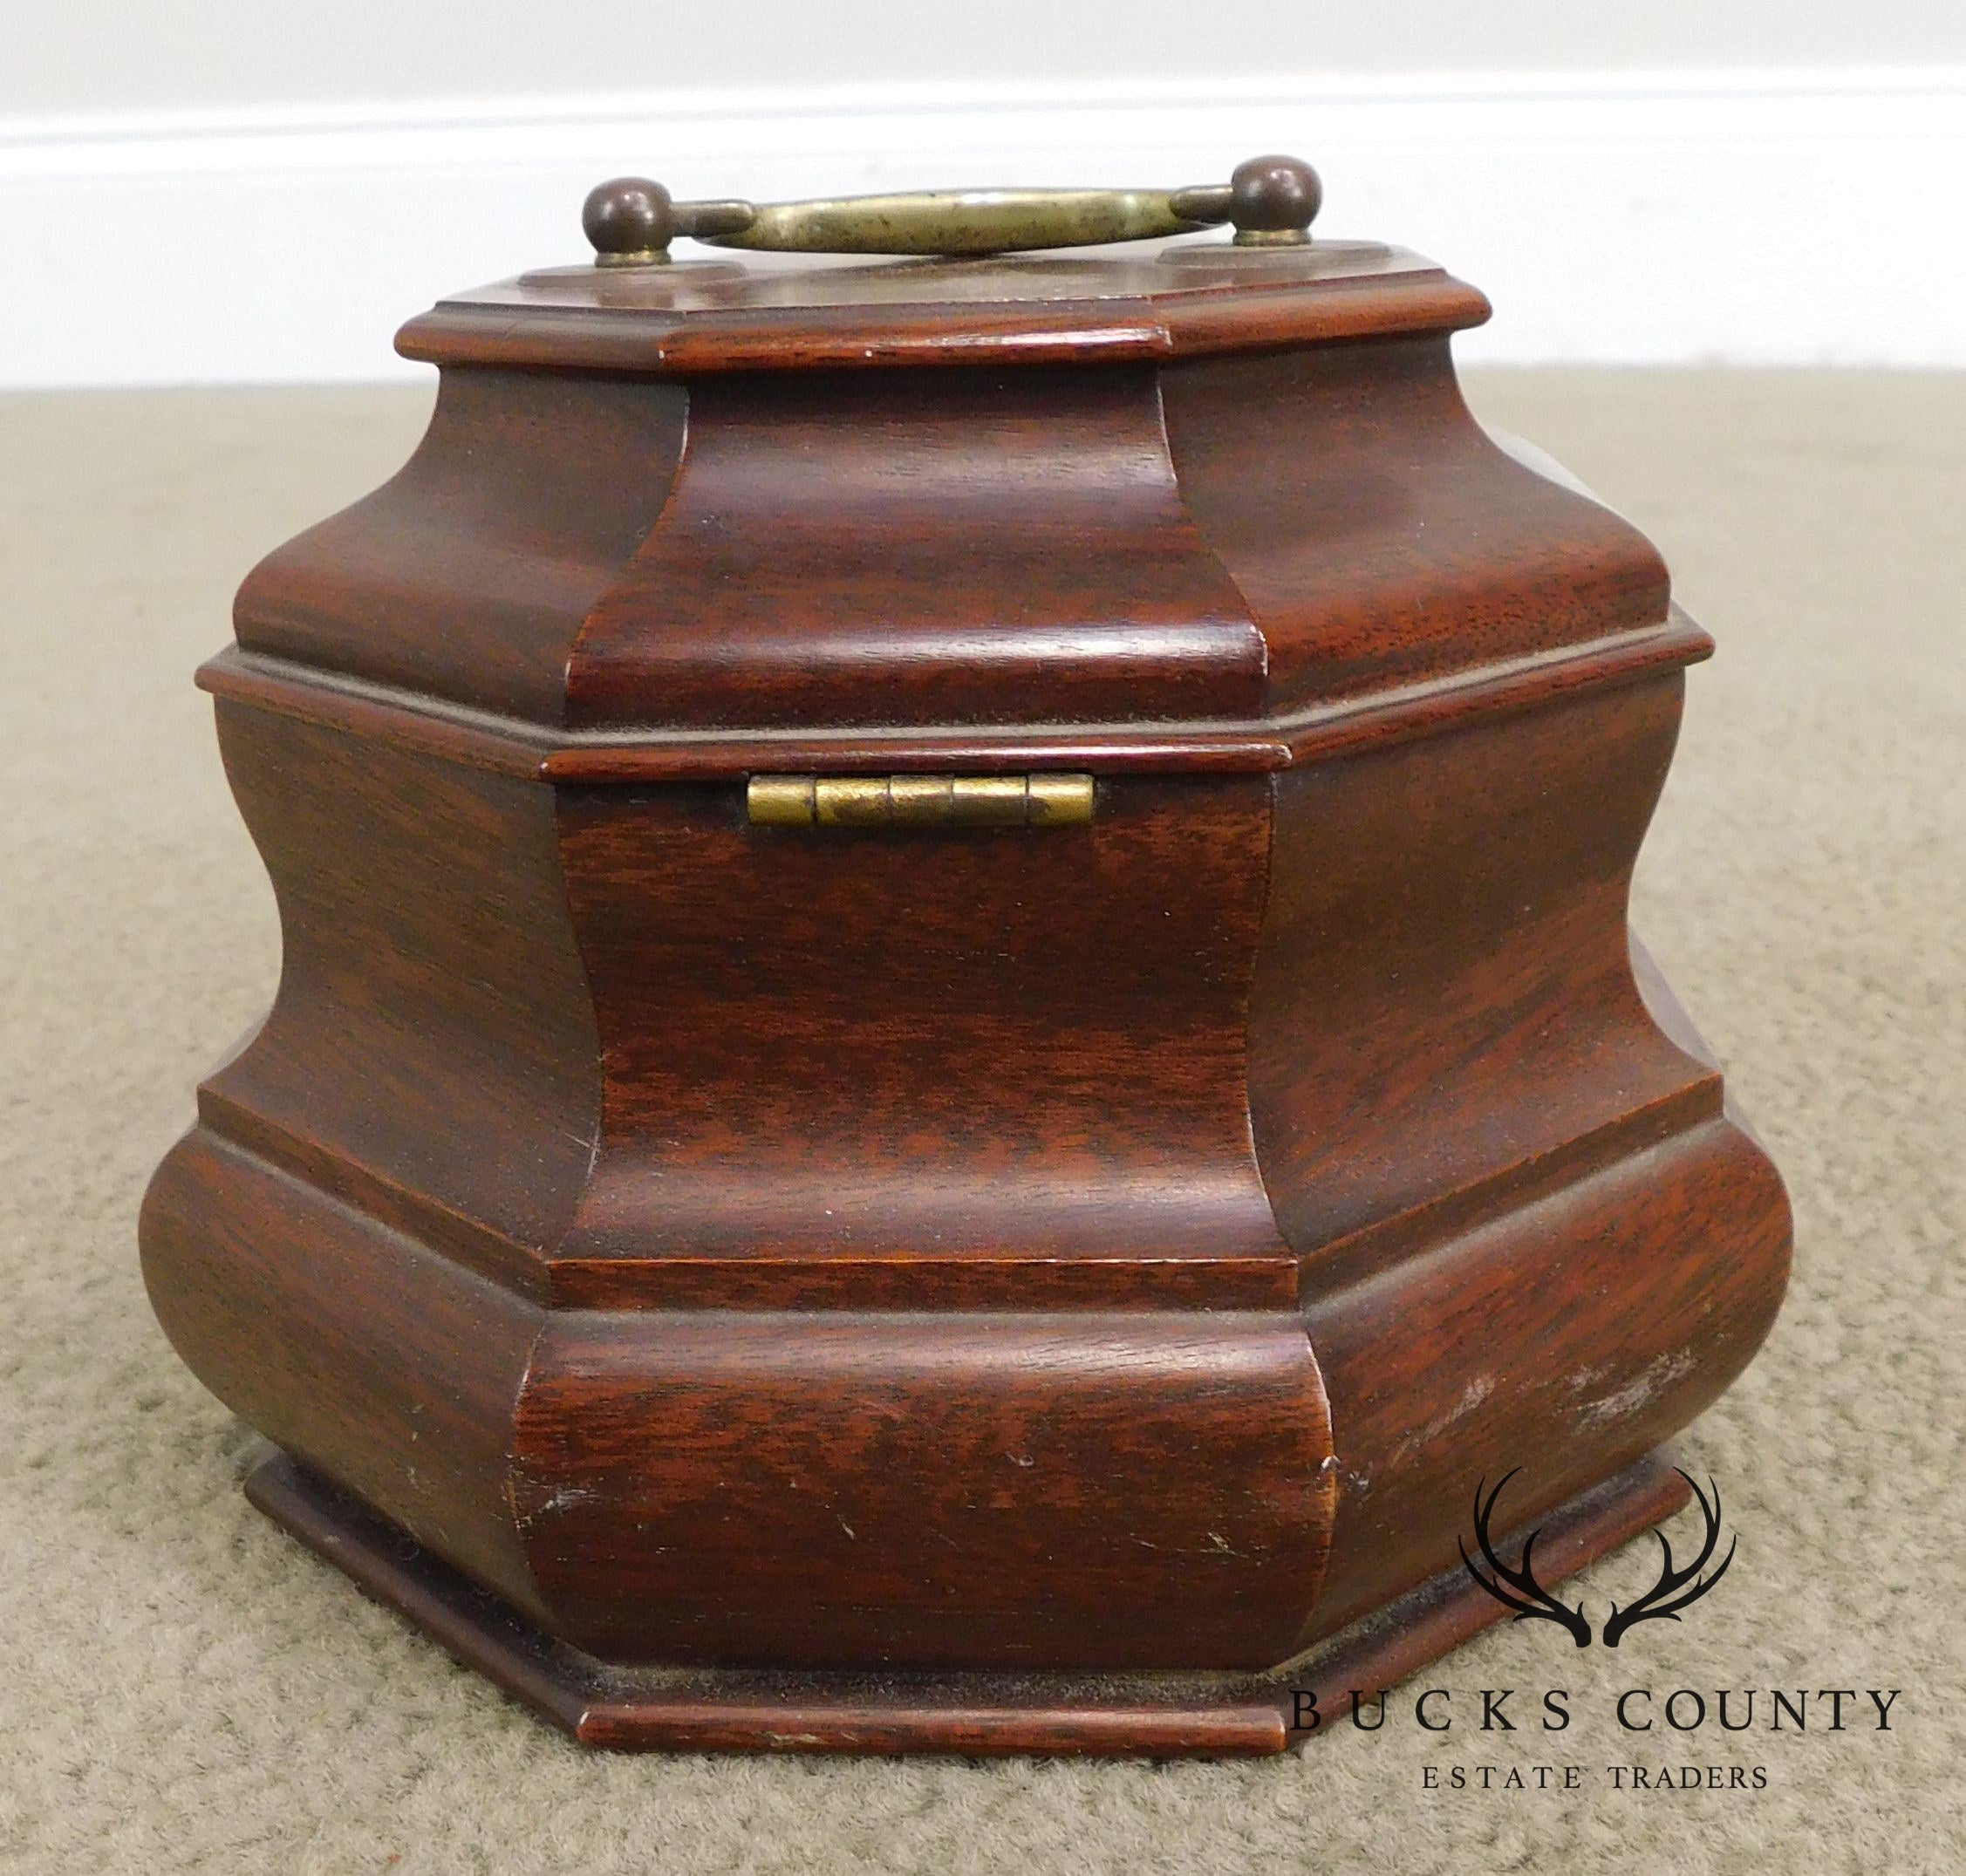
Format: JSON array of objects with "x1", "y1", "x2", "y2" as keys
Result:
[{"x1": 140, "y1": 158, "x2": 1792, "y2": 1756}]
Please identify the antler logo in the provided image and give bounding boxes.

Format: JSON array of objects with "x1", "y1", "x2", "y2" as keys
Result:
[
  {"x1": 1458, "y1": 1470, "x2": 1734, "y2": 1648},
  {"x1": 1459, "y1": 1470, "x2": 1593, "y2": 1646},
  {"x1": 1602, "y1": 1472, "x2": 1736, "y2": 1647}
]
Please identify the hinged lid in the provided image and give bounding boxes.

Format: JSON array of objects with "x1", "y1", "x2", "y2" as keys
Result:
[{"x1": 208, "y1": 157, "x2": 1699, "y2": 779}]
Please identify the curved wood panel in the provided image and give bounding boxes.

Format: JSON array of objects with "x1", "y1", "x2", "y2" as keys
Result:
[
  {"x1": 1301, "y1": 1115, "x2": 1791, "y2": 1641},
  {"x1": 140, "y1": 1129, "x2": 548, "y2": 1623},
  {"x1": 234, "y1": 367, "x2": 685, "y2": 720},
  {"x1": 1252, "y1": 676, "x2": 1718, "y2": 1267},
  {"x1": 201, "y1": 706, "x2": 601, "y2": 1294},
  {"x1": 552, "y1": 774, "x2": 1294, "y2": 1307},
  {"x1": 1162, "y1": 338, "x2": 1672, "y2": 710},
  {"x1": 566, "y1": 365, "x2": 1262, "y2": 733},
  {"x1": 514, "y1": 1309, "x2": 1335, "y2": 1670}
]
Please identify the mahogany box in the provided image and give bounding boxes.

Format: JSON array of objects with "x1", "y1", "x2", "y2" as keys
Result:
[{"x1": 140, "y1": 158, "x2": 1792, "y2": 1755}]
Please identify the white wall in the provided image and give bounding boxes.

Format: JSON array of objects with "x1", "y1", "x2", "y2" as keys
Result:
[
  {"x1": 4, "y1": 3, "x2": 1964, "y2": 382},
  {"x1": 12, "y1": 0, "x2": 1966, "y2": 113}
]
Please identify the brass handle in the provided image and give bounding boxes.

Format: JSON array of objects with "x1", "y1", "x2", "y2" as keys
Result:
[{"x1": 584, "y1": 155, "x2": 1320, "y2": 264}]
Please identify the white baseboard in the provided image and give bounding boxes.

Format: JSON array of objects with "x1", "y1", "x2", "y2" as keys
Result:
[{"x1": 3, "y1": 70, "x2": 1963, "y2": 385}]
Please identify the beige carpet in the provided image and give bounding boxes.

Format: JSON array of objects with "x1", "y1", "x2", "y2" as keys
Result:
[{"x1": 2, "y1": 372, "x2": 1961, "y2": 1873}]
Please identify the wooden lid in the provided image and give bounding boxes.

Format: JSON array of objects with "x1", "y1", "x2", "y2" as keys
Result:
[
  {"x1": 215, "y1": 224, "x2": 1699, "y2": 778},
  {"x1": 397, "y1": 240, "x2": 1492, "y2": 375}
]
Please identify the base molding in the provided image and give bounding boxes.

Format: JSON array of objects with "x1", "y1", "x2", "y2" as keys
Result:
[{"x1": 246, "y1": 1447, "x2": 1688, "y2": 1757}]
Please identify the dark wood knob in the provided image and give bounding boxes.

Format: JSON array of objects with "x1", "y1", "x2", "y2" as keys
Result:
[
  {"x1": 1227, "y1": 155, "x2": 1321, "y2": 244},
  {"x1": 584, "y1": 177, "x2": 676, "y2": 263}
]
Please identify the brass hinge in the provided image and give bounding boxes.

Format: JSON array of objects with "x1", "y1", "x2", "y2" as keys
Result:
[{"x1": 747, "y1": 774, "x2": 1095, "y2": 829}]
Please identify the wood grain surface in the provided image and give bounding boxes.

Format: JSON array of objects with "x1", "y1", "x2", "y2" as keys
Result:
[
  {"x1": 139, "y1": 242, "x2": 1792, "y2": 1740},
  {"x1": 396, "y1": 240, "x2": 1489, "y2": 377},
  {"x1": 241, "y1": 1448, "x2": 1686, "y2": 1756}
]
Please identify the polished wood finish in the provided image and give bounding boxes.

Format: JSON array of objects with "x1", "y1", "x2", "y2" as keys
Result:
[
  {"x1": 245, "y1": 1447, "x2": 1688, "y2": 1756},
  {"x1": 195, "y1": 612, "x2": 1710, "y2": 780},
  {"x1": 515, "y1": 1307, "x2": 1331, "y2": 1668},
  {"x1": 552, "y1": 773, "x2": 1285, "y2": 1300},
  {"x1": 140, "y1": 232, "x2": 1790, "y2": 1752},
  {"x1": 230, "y1": 367, "x2": 686, "y2": 720},
  {"x1": 396, "y1": 241, "x2": 1488, "y2": 377}
]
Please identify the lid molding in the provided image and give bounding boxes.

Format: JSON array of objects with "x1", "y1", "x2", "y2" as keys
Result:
[
  {"x1": 397, "y1": 245, "x2": 1490, "y2": 376},
  {"x1": 199, "y1": 616, "x2": 1711, "y2": 786}
]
